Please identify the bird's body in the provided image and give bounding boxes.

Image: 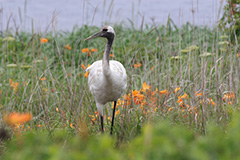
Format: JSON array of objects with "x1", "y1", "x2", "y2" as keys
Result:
[
  {"x1": 87, "y1": 60, "x2": 127, "y2": 116},
  {"x1": 84, "y1": 26, "x2": 127, "y2": 134}
]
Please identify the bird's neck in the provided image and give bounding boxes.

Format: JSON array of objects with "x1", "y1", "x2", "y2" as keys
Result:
[{"x1": 103, "y1": 38, "x2": 113, "y2": 76}]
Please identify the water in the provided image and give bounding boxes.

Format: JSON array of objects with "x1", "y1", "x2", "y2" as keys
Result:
[{"x1": 1, "y1": 0, "x2": 225, "y2": 31}]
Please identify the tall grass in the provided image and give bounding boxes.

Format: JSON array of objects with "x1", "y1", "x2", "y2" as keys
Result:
[{"x1": 0, "y1": 0, "x2": 239, "y2": 153}]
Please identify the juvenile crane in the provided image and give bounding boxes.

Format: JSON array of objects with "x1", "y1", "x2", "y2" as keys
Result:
[{"x1": 84, "y1": 26, "x2": 127, "y2": 134}]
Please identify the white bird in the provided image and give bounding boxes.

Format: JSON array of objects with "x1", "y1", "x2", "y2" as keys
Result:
[{"x1": 84, "y1": 26, "x2": 127, "y2": 134}]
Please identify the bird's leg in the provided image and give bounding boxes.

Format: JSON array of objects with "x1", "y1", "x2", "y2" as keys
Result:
[
  {"x1": 100, "y1": 115, "x2": 104, "y2": 133},
  {"x1": 110, "y1": 101, "x2": 117, "y2": 135}
]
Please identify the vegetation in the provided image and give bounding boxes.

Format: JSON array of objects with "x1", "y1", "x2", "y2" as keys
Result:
[{"x1": 0, "y1": 1, "x2": 240, "y2": 159}]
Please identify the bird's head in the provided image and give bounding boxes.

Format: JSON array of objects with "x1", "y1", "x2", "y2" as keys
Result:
[{"x1": 84, "y1": 26, "x2": 115, "y2": 41}]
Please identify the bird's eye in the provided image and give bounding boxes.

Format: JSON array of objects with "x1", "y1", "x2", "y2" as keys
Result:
[{"x1": 102, "y1": 28, "x2": 108, "y2": 32}]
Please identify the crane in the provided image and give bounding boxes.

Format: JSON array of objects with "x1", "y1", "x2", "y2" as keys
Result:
[{"x1": 84, "y1": 26, "x2": 127, "y2": 134}]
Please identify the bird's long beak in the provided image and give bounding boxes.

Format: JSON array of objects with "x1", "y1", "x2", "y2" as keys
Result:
[{"x1": 84, "y1": 31, "x2": 101, "y2": 41}]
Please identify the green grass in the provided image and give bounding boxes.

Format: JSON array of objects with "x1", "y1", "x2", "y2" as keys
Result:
[{"x1": 0, "y1": 19, "x2": 240, "y2": 159}]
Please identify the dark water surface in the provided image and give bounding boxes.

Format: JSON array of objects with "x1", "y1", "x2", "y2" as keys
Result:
[{"x1": 1, "y1": 0, "x2": 225, "y2": 31}]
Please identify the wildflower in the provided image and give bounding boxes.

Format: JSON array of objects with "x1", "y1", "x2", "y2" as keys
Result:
[
  {"x1": 40, "y1": 77, "x2": 46, "y2": 81},
  {"x1": 223, "y1": 92, "x2": 235, "y2": 104},
  {"x1": 159, "y1": 89, "x2": 169, "y2": 95},
  {"x1": 177, "y1": 98, "x2": 183, "y2": 105},
  {"x1": 56, "y1": 108, "x2": 59, "y2": 112},
  {"x1": 134, "y1": 62, "x2": 142, "y2": 68},
  {"x1": 140, "y1": 101, "x2": 146, "y2": 111},
  {"x1": 115, "y1": 110, "x2": 120, "y2": 116},
  {"x1": 123, "y1": 94, "x2": 131, "y2": 106},
  {"x1": 9, "y1": 79, "x2": 19, "y2": 91},
  {"x1": 70, "y1": 123, "x2": 74, "y2": 128},
  {"x1": 91, "y1": 48, "x2": 98, "y2": 52},
  {"x1": 142, "y1": 82, "x2": 151, "y2": 92},
  {"x1": 43, "y1": 88, "x2": 48, "y2": 92},
  {"x1": 3, "y1": 112, "x2": 32, "y2": 125},
  {"x1": 81, "y1": 64, "x2": 86, "y2": 70},
  {"x1": 40, "y1": 38, "x2": 48, "y2": 43},
  {"x1": 210, "y1": 98, "x2": 215, "y2": 106},
  {"x1": 178, "y1": 93, "x2": 189, "y2": 99},
  {"x1": 37, "y1": 124, "x2": 42, "y2": 127},
  {"x1": 64, "y1": 44, "x2": 71, "y2": 50},
  {"x1": 110, "y1": 54, "x2": 115, "y2": 57},
  {"x1": 150, "y1": 66, "x2": 155, "y2": 70},
  {"x1": 94, "y1": 111, "x2": 99, "y2": 116},
  {"x1": 237, "y1": 53, "x2": 240, "y2": 57},
  {"x1": 195, "y1": 91, "x2": 203, "y2": 97},
  {"x1": 151, "y1": 88, "x2": 157, "y2": 96},
  {"x1": 84, "y1": 71, "x2": 89, "y2": 78},
  {"x1": 175, "y1": 87, "x2": 180, "y2": 93},
  {"x1": 81, "y1": 48, "x2": 89, "y2": 53},
  {"x1": 132, "y1": 90, "x2": 145, "y2": 105}
]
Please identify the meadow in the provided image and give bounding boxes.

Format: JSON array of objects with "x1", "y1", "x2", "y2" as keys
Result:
[{"x1": 0, "y1": 4, "x2": 240, "y2": 159}]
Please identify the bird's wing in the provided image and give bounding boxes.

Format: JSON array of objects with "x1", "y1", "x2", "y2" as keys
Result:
[
  {"x1": 109, "y1": 60, "x2": 127, "y2": 91},
  {"x1": 86, "y1": 60, "x2": 104, "y2": 96}
]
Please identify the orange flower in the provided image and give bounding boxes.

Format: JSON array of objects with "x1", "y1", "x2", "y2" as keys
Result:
[
  {"x1": 40, "y1": 38, "x2": 48, "y2": 43},
  {"x1": 9, "y1": 78, "x2": 12, "y2": 84},
  {"x1": 223, "y1": 92, "x2": 235, "y2": 101},
  {"x1": 175, "y1": 87, "x2": 180, "y2": 93},
  {"x1": 70, "y1": 123, "x2": 74, "y2": 128},
  {"x1": 178, "y1": 93, "x2": 189, "y2": 99},
  {"x1": 64, "y1": 44, "x2": 71, "y2": 50},
  {"x1": 115, "y1": 110, "x2": 120, "y2": 116},
  {"x1": 9, "y1": 79, "x2": 19, "y2": 91},
  {"x1": 81, "y1": 64, "x2": 86, "y2": 70},
  {"x1": 0, "y1": 90, "x2": 1, "y2": 95},
  {"x1": 132, "y1": 90, "x2": 145, "y2": 105},
  {"x1": 40, "y1": 77, "x2": 46, "y2": 81},
  {"x1": 95, "y1": 111, "x2": 99, "y2": 116},
  {"x1": 159, "y1": 89, "x2": 169, "y2": 95},
  {"x1": 195, "y1": 91, "x2": 203, "y2": 97},
  {"x1": 177, "y1": 98, "x2": 183, "y2": 104},
  {"x1": 123, "y1": 93, "x2": 132, "y2": 106},
  {"x1": 134, "y1": 62, "x2": 142, "y2": 68},
  {"x1": 142, "y1": 82, "x2": 151, "y2": 92},
  {"x1": 223, "y1": 92, "x2": 235, "y2": 104},
  {"x1": 92, "y1": 118, "x2": 96, "y2": 122},
  {"x1": 3, "y1": 112, "x2": 32, "y2": 125},
  {"x1": 210, "y1": 98, "x2": 215, "y2": 106},
  {"x1": 84, "y1": 71, "x2": 89, "y2": 78},
  {"x1": 56, "y1": 108, "x2": 59, "y2": 112},
  {"x1": 81, "y1": 48, "x2": 89, "y2": 53},
  {"x1": 91, "y1": 48, "x2": 98, "y2": 52},
  {"x1": 110, "y1": 54, "x2": 114, "y2": 57}
]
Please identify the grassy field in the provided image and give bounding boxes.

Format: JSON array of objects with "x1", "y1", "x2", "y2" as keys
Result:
[{"x1": 0, "y1": 15, "x2": 240, "y2": 159}]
